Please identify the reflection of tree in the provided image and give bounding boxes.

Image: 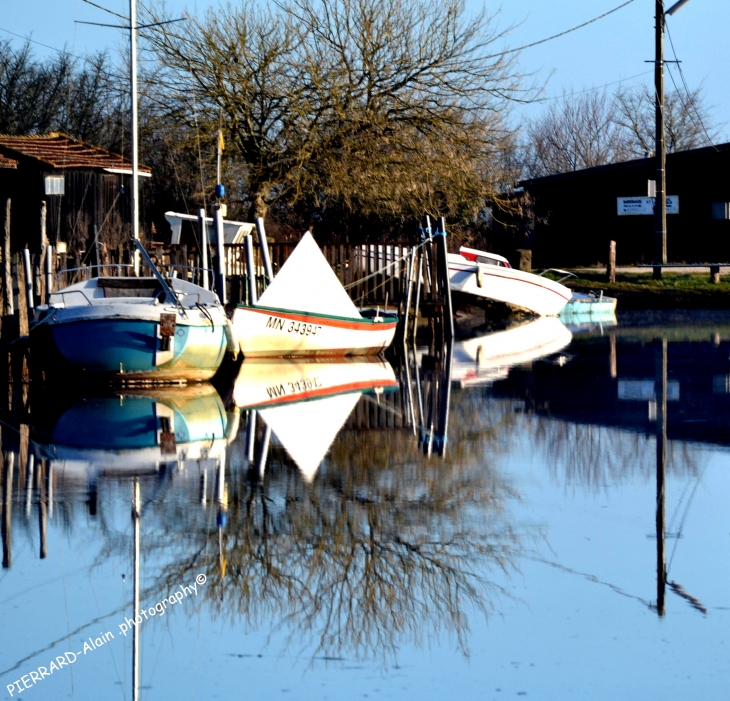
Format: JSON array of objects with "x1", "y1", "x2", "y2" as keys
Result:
[
  {"x1": 527, "y1": 417, "x2": 700, "y2": 490},
  {"x1": 145, "y1": 392, "x2": 530, "y2": 662}
]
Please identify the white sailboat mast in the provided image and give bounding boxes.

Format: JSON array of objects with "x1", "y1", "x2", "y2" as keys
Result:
[{"x1": 130, "y1": 0, "x2": 140, "y2": 275}]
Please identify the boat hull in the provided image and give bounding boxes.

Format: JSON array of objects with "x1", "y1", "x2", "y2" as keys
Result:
[
  {"x1": 232, "y1": 305, "x2": 398, "y2": 357},
  {"x1": 448, "y1": 256, "x2": 572, "y2": 317},
  {"x1": 35, "y1": 305, "x2": 228, "y2": 383}
]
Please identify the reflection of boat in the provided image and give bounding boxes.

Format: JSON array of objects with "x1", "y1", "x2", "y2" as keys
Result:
[
  {"x1": 452, "y1": 318, "x2": 572, "y2": 387},
  {"x1": 33, "y1": 384, "x2": 235, "y2": 476},
  {"x1": 234, "y1": 357, "x2": 397, "y2": 480},
  {"x1": 32, "y1": 243, "x2": 229, "y2": 383},
  {"x1": 232, "y1": 233, "x2": 398, "y2": 357},
  {"x1": 448, "y1": 247, "x2": 572, "y2": 317}
]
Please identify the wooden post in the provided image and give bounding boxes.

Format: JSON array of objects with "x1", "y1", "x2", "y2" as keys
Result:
[
  {"x1": 607, "y1": 240, "x2": 617, "y2": 283},
  {"x1": 2, "y1": 199, "x2": 11, "y2": 318},
  {"x1": 710, "y1": 265, "x2": 721, "y2": 284},
  {"x1": 516, "y1": 249, "x2": 532, "y2": 272},
  {"x1": 44, "y1": 246, "x2": 53, "y2": 302}
]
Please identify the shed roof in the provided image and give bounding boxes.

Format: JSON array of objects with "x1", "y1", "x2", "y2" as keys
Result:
[
  {"x1": 0, "y1": 133, "x2": 150, "y2": 174},
  {"x1": 0, "y1": 154, "x2": 18, "y2": 169}
]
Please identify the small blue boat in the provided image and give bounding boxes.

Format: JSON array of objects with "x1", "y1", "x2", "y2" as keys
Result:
[{"x1": 32, "y1": 244, "x2": 233, "y2": 384}]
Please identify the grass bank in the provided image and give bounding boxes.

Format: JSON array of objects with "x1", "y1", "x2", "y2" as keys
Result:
[{"x1": 556, "y1": 271, "x2": 730, "y2": 310}]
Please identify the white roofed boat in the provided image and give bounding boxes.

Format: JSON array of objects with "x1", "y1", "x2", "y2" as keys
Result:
[{"x1": 448, "y1": 246, "x2": 573, "y2": 317}]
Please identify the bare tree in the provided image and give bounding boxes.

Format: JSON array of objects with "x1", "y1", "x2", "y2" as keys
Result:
[
  {"x1": 614, "y1": 83, "x2": 719, "y2": 158},
  {"x1": 142, "y1": 0, "x2": 528, "y2": 225},
  {"x1": 522, "y1": 90, "x2": 628, "y2": 178},
  {"x1": 521, "y1": 83, "x2": 720, "y2": 179}
]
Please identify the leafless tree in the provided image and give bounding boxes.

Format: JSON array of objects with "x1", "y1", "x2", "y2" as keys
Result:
[{"x1": 142, "y1": 0, "x2": 530, "y2": 226}]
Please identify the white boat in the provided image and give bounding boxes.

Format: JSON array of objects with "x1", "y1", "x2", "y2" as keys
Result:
[
  {"x1": 232, "y1": 232, "x2": 398, "y2": 357},
  {"x1": 448, "y1": 247, "x2": 573, "y2": 317},
  {"x1": 559, "y1": 291, "x2": 618, "y2": 320},
  {"x1": 451, "y1": 317, "x2": 572, "y2": 387},
  {"x1": 32, "y1": 243, "x2": 232, "y2": 383},
  {"x1": 233, "y1": 357, "x2": 397, "y2": 480}
]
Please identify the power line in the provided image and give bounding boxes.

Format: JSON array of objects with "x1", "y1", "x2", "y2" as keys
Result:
[
  {"x1": 541, "y1": 70, "x2": 652, "y2": 102},
  {"x1": 487, "y1": 0, "x2": 637, "y2": 59},
  {"x1": 0, "y1": 26, "x2": 84, "y2": 60},
  {"x1": 665, "y1": 21, "x2": 718, "y2": 150}
]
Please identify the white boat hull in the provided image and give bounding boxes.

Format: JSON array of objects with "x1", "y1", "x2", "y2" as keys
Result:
[
  {"x1": 232, "y1": 305, "x2": 398, "y2": 357},
  {"x1": 448, "y1": 254, "x2": 572, "y2": 317}
]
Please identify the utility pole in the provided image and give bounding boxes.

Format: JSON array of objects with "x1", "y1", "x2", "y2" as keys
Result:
[{"x1": 653, "y1": 0, "x2": 666, "y2": 280}]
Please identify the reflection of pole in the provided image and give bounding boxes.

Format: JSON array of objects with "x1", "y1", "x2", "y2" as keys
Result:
[
  {"x1": 2, "y1": 449, "x2": 13, "y2": 568},
  {"x1": 609, "y1": 335, "x2": 617, "y2": 379},
  {"x1": 246, "y1": 410, "x2": 257, "y2": 465},
  {"x1": 132, "y1": 481, "x2": 141, "y2": 701},
  {"x1": 25, "y1": 452, "x2": 34, "y2": 519},
  {"x1": 403, "y1": 349, "x2": 417, "y2": 435},
  {"x1": 436, "y1": 341, "x2": 453, "y2": 457},
  {"x1": 655, "y1": 338, "x2": 668, "y2": 616},
  {"x1": 37, "y1": 459, "x2": 47, "y2": 560},
  {"x1": 256, "y1": 426, "x2": 271, "y2": 478}
]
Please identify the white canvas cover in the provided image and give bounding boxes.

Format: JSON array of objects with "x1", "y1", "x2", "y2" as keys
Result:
[
  {"x1": 256, "y1": 232, "x2": 362, "y2": 319},
  {"x1": 259, "y1": 392, "x2": 362, "y2": 481}
]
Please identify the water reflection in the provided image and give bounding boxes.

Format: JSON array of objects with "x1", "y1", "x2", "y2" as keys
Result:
[{"x1": 3, "y1": 315, "x2": 730, "y2": 697}]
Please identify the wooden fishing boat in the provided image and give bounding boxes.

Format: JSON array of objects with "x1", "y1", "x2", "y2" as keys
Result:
[
  {"x1": 31, "y1": 243, "x2": 232, "y2": 383},
  {"x1": 232, "y1": 232, "x2": 398, "y2": 357},
  {"x1": 233, "y1": 357, "x2": 397, "y2": 480},
  {"x1": 448, "y1": 247, "x2": 573, "y2": 317}
]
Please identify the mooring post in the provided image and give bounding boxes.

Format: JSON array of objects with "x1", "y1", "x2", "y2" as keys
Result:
[
  {"x1": 214, "y1": 207, "x2": 227, "y2": 304},
  {"x1": 438, "y1": 217, "x2": 454, "y2": 342},
  {"x1": 412, "y1": 248, "x2": 423, "y2": 345},
  {"x1": 607, "y1": 240, "x2": 617, "y2": 283},
  {"x1": 22, "y1": 248, "x2": 34, "y2": 320},
  {"x1": 244, "y1": 234, "x2": 257, "y2": 304},
  {"x1": 198, "y1": 208, "x2": 209, "y2": 290},
  {"x1": 401, "y1": 247, "x2": 415, "y2": 345},
  {"x1": 710, "y1": 264, "x2": 721, "y2": 284},
  {"x1": 44, "y1": 245, "x2": 53, "y2": 302},
  {"x1": 255, "y1": 217, "x2": 274, "y2": 283},
  {"x1": 2, "y1": 198, "x2": 12, "y2": 319}
]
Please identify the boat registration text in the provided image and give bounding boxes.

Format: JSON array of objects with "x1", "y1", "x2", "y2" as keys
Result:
[{"x1": 265, "y1": 316, "x2": 322, "y2": 336}]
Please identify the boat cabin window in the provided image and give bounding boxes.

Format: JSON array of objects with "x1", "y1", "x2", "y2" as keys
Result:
[
  {"x1": 476, "y1": 255, "x2": 508, "y2": 268},
  {"x1": 98, "y1": 278, "x2": 164, "y2": 298}
]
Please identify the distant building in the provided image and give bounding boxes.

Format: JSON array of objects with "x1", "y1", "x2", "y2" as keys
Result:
[
  {"x1": 519, "y1": 142, "x2": 730, "y2": 267},
  {"x1": 0, "y1": 132, "x2": 151, "y2": 256}
]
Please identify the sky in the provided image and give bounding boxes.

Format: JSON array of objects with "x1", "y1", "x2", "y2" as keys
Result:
[{"x1": 1, "y1": 0, "x2": 728, "y2": 140}]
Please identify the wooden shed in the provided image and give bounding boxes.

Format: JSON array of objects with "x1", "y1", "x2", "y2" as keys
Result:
[{"x1": 0, "y1": 133, "x2": 151, "y2": 258}]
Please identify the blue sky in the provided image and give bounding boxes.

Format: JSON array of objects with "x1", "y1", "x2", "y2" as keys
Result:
[{"x1": 1, "y1": 0, "x2": 728, "y2": 139}]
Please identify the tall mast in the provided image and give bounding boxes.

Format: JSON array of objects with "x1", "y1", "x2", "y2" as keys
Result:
[{"x1": 130, "y1": 0, "x2": 140, "y2": 275}]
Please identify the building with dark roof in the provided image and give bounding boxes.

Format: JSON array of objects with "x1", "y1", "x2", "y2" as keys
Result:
[
  {"x1": 0, "y1": 133, "x2": 150, "y2": 256},
  {"x1": 519, "y1": 142, "x2": 730, "y2": 268}
]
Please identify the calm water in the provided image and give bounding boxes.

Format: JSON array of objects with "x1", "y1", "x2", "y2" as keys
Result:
[{"x1": 2, "y1": 312, "x2": 730, "y2": 700}]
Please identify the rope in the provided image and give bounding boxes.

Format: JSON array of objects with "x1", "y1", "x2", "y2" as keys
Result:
[{"x1": 343, "y1": 235, "x2": 436, "y2": 291}]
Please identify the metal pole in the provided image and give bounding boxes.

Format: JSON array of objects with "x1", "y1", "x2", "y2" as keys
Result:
[
  {"x1": 438, "y1": 218, "x2": 454, "y2": 342},
  {"x1": 130, "y1": 0, "x2": 140, "y2": 276},
  {"x1": 214, "y1": 208, "x2": 226, "y2": 304},
  {"x1": 244, "y1": 234, "x2": 257, "y2": 305},
  {"x1": 22, "y1": 248, "x2": 34, "y2": 316},
  {"x1": 255, "y1": 217, "x2": 274, "y2": 282},
  {"x1": 653, "y1": 1, "x2": 667, "y2": 279},
  {"x1": 198, "y1": 208, "x2": 209, "y2": 290}
]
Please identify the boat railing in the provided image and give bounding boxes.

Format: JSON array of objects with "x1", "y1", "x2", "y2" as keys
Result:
[
  {"x1": 538, "y1": 268, "x2": 578, "y2": 284},
  {"x1": 56, "y1": 264, "x2": 136, "y2": 284}
]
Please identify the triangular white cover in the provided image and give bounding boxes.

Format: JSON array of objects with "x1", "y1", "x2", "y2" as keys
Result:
[
  {"x1": 257, "y1": 232, "x2": 362, "y2": 319},
  {"x1": 259, "y1": 392, "x2": 362, "y2": 481}
]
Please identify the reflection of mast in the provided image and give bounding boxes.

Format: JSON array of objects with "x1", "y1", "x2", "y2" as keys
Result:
[
  {"x1": 132, "y1": 480, "x2": 141, "y2": 701},
  {"x1": 37, "y1": 459, "x2": 47, "y2": 559},
  {"x1": 655, "y1": 339, "x2": 667, "y2": 617},
  {"x1": 435, "y1": 342, "x2": 453, "y2": 457}
]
